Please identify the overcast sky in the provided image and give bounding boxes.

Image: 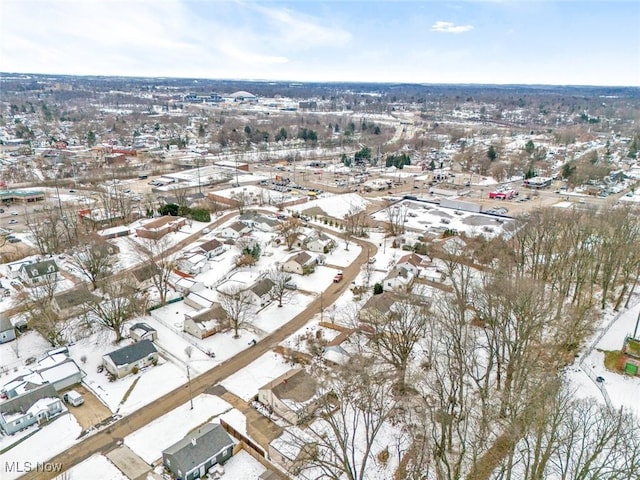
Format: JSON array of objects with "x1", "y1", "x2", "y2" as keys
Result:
[{"x1": 2, "y1": 0, "x2": 639, "y2": 86}]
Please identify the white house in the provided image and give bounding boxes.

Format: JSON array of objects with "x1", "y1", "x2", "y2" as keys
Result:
[
  {"x1": 195, "y1": 238, "x2": 225, "y2": 258},
  {"x1": 302, "y1": 232, "x2": 335, "y2": 253},
  {"x1": 174, "y1": 277, "x2": 205, "y2": 295},
  {"x1": 245, "y1": 278, "x2": 275, "y2": 307},
  {"x1": 183, "y1": 303, "x2": 228, "y2": 339},
  {"x1": 19, "y1": 259, "x2": 59, "y2": 284},
  {"x1": 396, "y1": 253, "x2": 429, "y2": 277},
  {"x1": 184, "y1": 289, "x2": 218, "y2": 310},
  {"x1": 177, "y1": 253, "x2": 210, "y2": 275},
  {"x1": 282, "y1": 251, "x2": 315, "y2": 275},
  {"x1": 384, "y1": 266, "x2": 414, "y2": 291},
  {"x1": 102, "y1": 340, "x2": 158, "y2": 379},
  {"x1": 219, "y1": 221, "x2": 251, "y2": 239}
]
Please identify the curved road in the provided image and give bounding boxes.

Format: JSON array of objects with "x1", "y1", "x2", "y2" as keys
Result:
[{"x1": 19, "y1": 228, "x2": 376, "y2": 480}]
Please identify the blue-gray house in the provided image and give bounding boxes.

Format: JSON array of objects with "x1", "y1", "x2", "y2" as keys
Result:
[{"x1": 163, "y1": 423, "x2": 235, "y2": 480}]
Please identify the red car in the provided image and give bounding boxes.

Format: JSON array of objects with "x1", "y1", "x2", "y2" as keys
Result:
[{"x1": 333, "y1": 272, "x2": 344, "y2": 283}]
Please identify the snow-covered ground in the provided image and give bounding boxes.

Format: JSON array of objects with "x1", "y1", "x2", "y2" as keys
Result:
[
  {"x1": 54, "y1": 454, "x2": 126, "y2": 480},
  {"x1": 67, "y1": 334, "x2": 186, "y2": 414},
  {"x1": 124, "y1": 394, "x2": 236, "y2": 464},
  {"x1": 290, "y1": 193, "x2": 369, "y2": 219},
  {"x1": 570, "y1": 302, "x2": 640, "y2": 417},
  {"x1": 0, "y1": 329, "x2": 52, "y2": 377},
  {"x1": 218, "y1": 450, "x2": 267, "y2": 479},
  {"x1": 0, "y1": 414, "x2": 82, "y2": 480},
  {"x1": 371, "y1": 199, "x2": 513, "y2": 238},
  {"x1": 221, "y1": 352, "x2": 292, "y2": 401}
]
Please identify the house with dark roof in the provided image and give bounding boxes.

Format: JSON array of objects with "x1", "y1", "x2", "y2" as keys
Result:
[
  {"x1": 162, "y1": 423, "x2": 235, "y2": 480},
  {"x1": 0, "y1": 384, "x2": 64, "y2": 435},
  {"x1": 302, "y1": 231, "x2": 335, "y2": 254},
  {"x1": 129, "y1": 263, "x2": 160, "y2": 289},
  {"x1": 52, "y1": 285, "x2": 101, "y2": 317},
  {"x1": 0, "y1": 314, "x2": 16, "y2": 344},
  {"x1": 383, "y1": 265, "x2": 414, "y2": 291},
  {"x1": 239, "y1": 212, "x2": 280, "y2": 232},
  {"x1": 90, "y1": 240, "x2": 120, "y2": 258},
  {"x1": 102, "y1": 340, "x2": 158, "y2": 378},
  {"x1": 129, "y1": 322, "x2": 158, "y2": 342},
  {"x1": 359, "y1": 292, "x2": 399, "y2": 324},
  {"x1": 183, "y1": 303, "x2": 228, "y2": 339},
  {"x1": 196, "y1": 238, "x2": 225, "y2": 258},
  {"x1": 19, "y1": 259, "x2": 59, "y2": 284},
  {"x1": 258, "y1": 368, "x2": 323, "y2": 425},
  {"x1": 219, "y1": 221, "x2": 251, "y2": 239},
  {"x1": 282, "y1": 251, "x2": 315, "y2": 275},
  {"x1": 245, "y1": 278, "x2": 275, "y2": 307}
]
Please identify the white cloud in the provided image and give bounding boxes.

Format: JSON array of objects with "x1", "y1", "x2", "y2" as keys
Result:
[{"x1": 431, "y1": 21, "x2": 474, "y2": 34}]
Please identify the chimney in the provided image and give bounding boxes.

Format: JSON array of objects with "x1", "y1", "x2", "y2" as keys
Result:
[{"x1": 191, "y1": 438, "x2": 197, "y2": 447}]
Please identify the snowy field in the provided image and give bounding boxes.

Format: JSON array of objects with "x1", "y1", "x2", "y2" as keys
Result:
[
  {"x1": 253, "y1": 292, "x2": 315, "y2": 333},
  {"x1": 54, "y1": 454, "x2": 126, "y2": 480},
  {"x1": 0, "y1": 414, "x2": 82, "y2": 480},
  {"x1": 124, "y1": 394, "x2": 235, "y2": 464},
  {"x1": 221, "y1": 352, "x2": 292, "y2": 401}
]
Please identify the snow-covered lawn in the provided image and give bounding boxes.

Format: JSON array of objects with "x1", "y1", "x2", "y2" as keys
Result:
[
  {"x1": 221, "y1": 352, "x2": 292, "y2": 401},
  {"x1": 124, "y1": 394, "x2": 234, "y2": 464},
  {"x1": 54, "y1": 454, "x2": 126, "y2": 480},
  {"x1": 68, "y1": 334, "x2": 186, "y2": 414},
  {"x1": 253, "y1": 292, "x2": 315, "y2": 333},
  {"x1": 326, "y1": 244, "x2": 362, "y2": 268},
  {"x1": 0, "y1": 414, "x2": 82, "y2": 480},
  {"x1": 294, "y1": 266, "x2": 342, "y2": 292},
  {"x1": 220, "y1": 450, "x2": 267, "y2": 479},
  {"x1": 0, "y1": 330, "x2": 51, "y2": 377}
]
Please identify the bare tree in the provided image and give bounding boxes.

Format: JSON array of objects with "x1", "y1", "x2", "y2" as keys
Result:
[
  {"x1": 278, "y1": 216, "x2": 303, "y2": 250},
  {"x1": 343, "y1": 204, "x2": 369, "y2": 251},
  {"x1": 68, "y1": 239, "x2": 115, "y2": 289},
  {"x1": 135, "y1": 237, "x2": 175, "y2": 305},
  {"x1": 292, "y1": 357, "x2": 400, "y2": 480},
  {"x1": 88, "y1": 281, "x2": 144, "y2": 343},
  {"x1": 268, "y1": 266, "x2": 292, "y2": 308},
  {"x1": 384, "y1": 200, "x2": 408, "y2": 236},
  {"x1": 218, "y1": 285, "x2": 253, "y2": 338}
]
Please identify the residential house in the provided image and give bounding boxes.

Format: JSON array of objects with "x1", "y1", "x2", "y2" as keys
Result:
[
  {"x1": 383, "y1": 266, "x2": 414, "y2": 291},
  {"x1": 5, "y1": 259, "x2": 33, "y2": 279},
  {"x1": 90, "y1": 240, "x2": 120, "y2": 258},
  {"x1": 239, "y1": 212, "x2": 280, "y2": 232},
  {"x1": 174, "y1": 277, "x2": 205, "y2": 296},
  {"x1": 302, "y1": 231, "x2": 335, "y2": 253},
  {"x1": 102, "y1": 340, "x2": 158, "y2": 379},
  {"x1": 1, "y1": 355, "x2": 84, "y2": 399},
  {"x1": 359, "y1": 292, "x2": 399, "y2": 324},
  {"x1": 184, "y1": 289, "x2": 217, "y2": 311},
  {"x1": 258, "y1": 368, "x2": 322, "y2": 425},
  {"x1": 136, "y1": 216, "x2": 186, "y2": 240},
  {"x1": 282, "y1": 251, "x2": 315, "y2": 276},
  {"x1": 196, "y1": 238, "x2": 225, "y2": 259},
  {"x1": 0, "y1": 384, "x2": 64, "y2": 435},
  {"x1": 396, "y1": 253, "x2": 429, "y2": 277},
  {"x1": 162, "y1": 423, "x2": 235, "y2": 480},
  {"x1": 129, "y1": 322, "x2": 158, "y2": 342},
  {"x1": 51, "y1": 285, "x2": 100, "y2": 318},
  {"x1": 219, "y1": 221, "x2": 251, "y2": 239},
  {"x1": 423, "y1": 266, "x2": 446, "y2": 283},
  {"x1": 0, "y1": 315, "x2": 16, "y2": 344},
  {"x1": 269, "y1": 427, "x2": 317, "y2": 473},
  {"x1": 183, "y1": 303, "x2": 228, "y2": 339},
  {"x1": 245, "y1": 278, "x2": 275, "y2": 307},
  {"x1": 19, "y1": 259, "x2": 59, "y2": 284},
  {"x1": 178, "y1": 253, "x2": 210, "y2": 275},
  {"x1": 130, "y1": 263, "x2": 160, "y2": 290}
]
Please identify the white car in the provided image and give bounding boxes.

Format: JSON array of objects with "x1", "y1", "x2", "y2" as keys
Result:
[
  {"x1": 63, "y1": 390, "x2": 84, "y2": 407},
  {"x1": 10, "y1": 211, "x2": 18, "y2": 216}
]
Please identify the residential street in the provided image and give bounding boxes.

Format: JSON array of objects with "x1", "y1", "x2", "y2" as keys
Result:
[{"x1": 19, "y1": 231, "x2": 376, "y2": 480}]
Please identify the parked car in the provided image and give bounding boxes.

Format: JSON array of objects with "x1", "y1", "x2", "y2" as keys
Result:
[
  {"x1": 63, "y1": 390, "x2": 84, "y2": 407},
  {"x1": 333, "y1": 272, "x2": 344, "y2": 283},
  {"x1": 202, "y1": 228, "x2": 211, "y2": 234},
  {"x1": 10, "y1": 211, "x2": 18, "y2": 216},
  {"x1": 8, "y1": 237, "x2": 21, "y2": 243},
  {"x1": 8, "y1": 219, "x2": 18, "y2": 224},
  {"x1": 284, "y1": 282, "x2": 297, "y2": 290}
]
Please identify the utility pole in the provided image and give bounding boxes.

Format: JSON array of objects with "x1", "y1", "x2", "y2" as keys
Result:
[
  {"x1": 186, "y1": 364, "x2": 194, "y2": 410},
  {"x1": 633, "y1": 309, "x2": 640, "y2": 340}
]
